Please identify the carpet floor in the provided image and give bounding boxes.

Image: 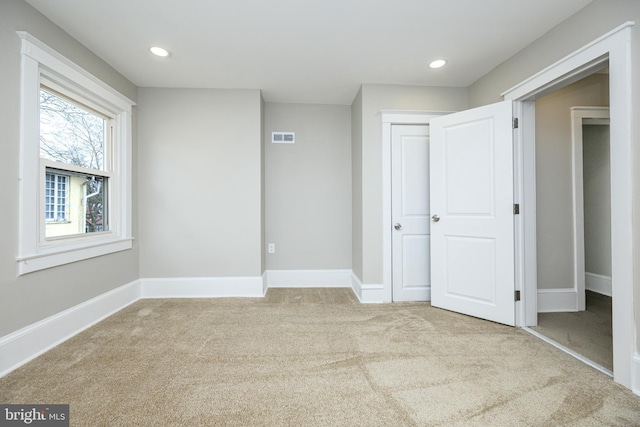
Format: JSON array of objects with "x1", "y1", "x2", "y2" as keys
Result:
[
  {"x1": 0, "y1": 288, "x2": 639, "y2": 426},
  {"x1": 532, "y1": 291, "x2": 613, "y2": 371}
]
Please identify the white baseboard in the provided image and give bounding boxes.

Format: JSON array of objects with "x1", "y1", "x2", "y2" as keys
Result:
[
  {"x1": 0, "y1": 280, "x2": 140, "y2": 377},
  {"x1": 585, "y1": 272, "x2": 612, "y2": 297},
  {"x1": 265, "y1": 269, "x2": 352, "y2": 288},
  {"x1": 351, "y1": 273, "x2": 384, "y2": 303},
  {"x1": 633, "y1": 353, "x2": 640, "y2": 397},
  {"x1": 262, "y1": 271, "x2": 268, "y2": 295},
  {"x1": 140, "y1": 276, "x2": 265, "y2": 298},
  {"x1": 537, "y1": 288, "x2": 578, "y2": 312}
]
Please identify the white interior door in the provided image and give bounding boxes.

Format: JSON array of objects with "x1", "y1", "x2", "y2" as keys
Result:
[
  {"x1": 430, "y1": 100, "x2": 515, "y2": 325},
  {"x1": 392, "y1": 125, "x2": 430, "y2": 301}
]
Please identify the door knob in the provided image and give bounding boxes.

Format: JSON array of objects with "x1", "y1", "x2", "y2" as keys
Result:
[
  {"x1": 394, "y1": 223, "x2": 402, "y2": 230},
  {"x1": 431, "y1": 215, "x2": 440, "y2": 222}
]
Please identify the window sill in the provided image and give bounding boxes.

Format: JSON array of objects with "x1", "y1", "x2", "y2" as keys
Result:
[{"x1": 17, "y1": 237, "x2": 133, "y2": 275}]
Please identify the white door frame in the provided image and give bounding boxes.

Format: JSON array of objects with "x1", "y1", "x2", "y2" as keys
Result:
[
  {"x1": 503, "y1": 22, "x2": 635, "y2": 390},
  {"x1": 381, "y1": 111, "x2": 449, "y2": 303},
  {"x1": 571, "y1": 106, "x2": 611, "y2": 309}
]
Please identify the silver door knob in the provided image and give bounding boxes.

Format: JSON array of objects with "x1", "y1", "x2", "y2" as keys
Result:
[
  {"x1": 394, "y1": 223, "x2": 402, "y2": 230},
  {"x1": 431, "y1": 215, "x2": 440, "y2": 222}
]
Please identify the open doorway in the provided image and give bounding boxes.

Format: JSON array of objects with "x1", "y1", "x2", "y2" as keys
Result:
[
  {"x1": 503, "y1": 21, "x2": 634, "y2": 390},
  {"x1": 529, "y1": 71, "x2": 612, "y2": 374}
]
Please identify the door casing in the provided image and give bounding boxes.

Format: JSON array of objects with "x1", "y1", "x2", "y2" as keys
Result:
[{"x1": 503, "y1": 22, "x2": 634, "y2": 389}]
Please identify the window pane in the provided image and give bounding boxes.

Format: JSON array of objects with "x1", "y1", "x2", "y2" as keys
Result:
[
  {"x1": 84, "y1": 176, "x2": 108, "y2": 233},
  {"x1": 45, "y1": 173, "x2": 56, "y2": 220},
  {"x1": 45, "y1": 173, "x2": 68, "y2": 223},
  {"x1": 45, "y1": 168, "x2": 108, "y2": 238},
  {"x1": 40, "y1": 88, "x2": 106, "y2": 170},
  {"x1": 56, "y1": 175, "x2": 67, "y2": 221}
]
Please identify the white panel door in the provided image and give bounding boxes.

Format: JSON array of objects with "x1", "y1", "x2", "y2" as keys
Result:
[
  {"x1": 430, "y1": 100, "x2": 515, "y2": 325},
  {"x1": 392, "y1": 125, "x2": 430, "y2": 301}
]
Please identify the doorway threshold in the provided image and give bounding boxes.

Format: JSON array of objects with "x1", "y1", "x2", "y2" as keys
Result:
[{"x1": 522, "y1": 326, "x2": 613, "y2": 378}]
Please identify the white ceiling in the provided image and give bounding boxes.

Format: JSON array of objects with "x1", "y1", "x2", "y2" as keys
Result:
[{"x1": 25, "y1": 0, "x2": 593, "y2": 105}]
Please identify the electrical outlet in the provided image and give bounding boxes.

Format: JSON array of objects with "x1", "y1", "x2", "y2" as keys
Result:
[{"x1": 268, "y1": 243, "x2": 276, "y2": 254}]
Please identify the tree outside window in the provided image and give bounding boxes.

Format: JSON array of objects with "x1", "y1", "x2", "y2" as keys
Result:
[{"x1": 40, "y1": 87, "x2": 109, "y2": 238}]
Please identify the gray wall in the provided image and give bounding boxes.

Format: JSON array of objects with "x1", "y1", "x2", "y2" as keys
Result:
[
  {"x1": 468, "y1": 0, "x2": 640, "y2": 353},
  {"x1": 583, "y1": 124, "x2": 611, "y2": 277},
  {"x1": 535, "y1": 74, "x2": 609, "y2": 289},
  {"x1": 264, "y1": 103, "x2": 352, "y2": 270},
  {"x1": 354, "y1": 84, "x2": 468, "y2": 284},
  {"x1": 137, "y1": 88, "x2": 263, "y2": 278},
  {"x1": 0, "y1": 0, "x2": 139, "y2": 337}
]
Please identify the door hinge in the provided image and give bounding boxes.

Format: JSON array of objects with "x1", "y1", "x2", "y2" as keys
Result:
[
  {"x1": 513, "y1": 118, "x2": 519, "y2": 129},
  {"x1": 514, "y1": 204, "x2": 520, "y2": 215},
  {"x1": 515, "y1": 290, "x2": 521, "y2": 301}
]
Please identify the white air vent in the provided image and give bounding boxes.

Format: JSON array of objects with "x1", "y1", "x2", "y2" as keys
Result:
[{"x1": 272, "y1": 132, "x2": 295, "y2": 144}]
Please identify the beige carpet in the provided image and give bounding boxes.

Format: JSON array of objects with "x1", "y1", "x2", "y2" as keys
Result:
[
  {"x1": 1, "y1": 288, "x2": 639, "y2": 426},
  {"x1": 532, "y1": 291, "x2": 613, "y2": 371}
]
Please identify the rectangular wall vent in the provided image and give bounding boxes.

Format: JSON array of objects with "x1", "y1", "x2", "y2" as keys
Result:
[{"x1": 272, "y1": 132, "x2": 295, "y2": 144}]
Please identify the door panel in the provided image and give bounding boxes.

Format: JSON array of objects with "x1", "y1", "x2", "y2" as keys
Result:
[
  {"x1": 445, "y1": 236, "x2": 495, "y2": 302},
  {"x1": 402, "y1": 235, "x2": 430, "y2": 288},
  {"x1": 392, "y1": 125, "x2": 430, "y2": 301},
  {"x1": 430, "y1": 100, "x2": 515, "y2": 325},
  {"x1": 445, "y1": 122, "x2": 495, "y2": 215}
]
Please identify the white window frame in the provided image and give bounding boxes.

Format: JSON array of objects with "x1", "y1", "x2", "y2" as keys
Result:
[{"x1": 17, "y1": 32, "x2": 135, "y2": 275}]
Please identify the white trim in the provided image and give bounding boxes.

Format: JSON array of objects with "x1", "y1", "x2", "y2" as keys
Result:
[
  {"x1": 523, "y1": 327, "x2": 613, "y2": 378},
  {"x1": 585, "y1": 272, "x2": 612, "y2": 297},
  {"x1": 633, "y1": 354, "x2": 640, "y2": 396},
  {"x1": 381, "y1": 111, "x2": 450, "y2": 303},
  {"x1": 537, "y1": 288, "x2": 578, "y2": 312},
  {"x1": 262, "y1": 271, "x2": 268, "y2": 295},
  {"x1": 0, "y1": 280, "x2": 140, "y2": 377},
  {"x1": 351, "y1": 273, "x2": 384, "y2": 303},
  {"x1": 515, "y1": 101, "x2": 539, "y2": 327},
  {"x1": 140, "y1": 277, "x2": 265, "y2": 298},
  {"x1": 16, "y1": 32, "x2": 135, "y2": 275},
  {"x1": 351, "y1": 274, "x2": 363, "y2": 301},
  {"x1": 16, "y1": 32, "x2": 135, "y2": 110},
  {"x1": 17, "y1": 239, "x2": 133, "y2": 275},
  {"x1": 502, "y1": 22, "x2": 634, "y2": 100},
  {"x1": 571, "y1": 107, "x2": 610, "y2": 311},
  {"x1": 380, "y1": 110, "x2": 452, "y2": 124},
  {"x1": 265, "y1": 269, "x2": 352, "y2": 288},
  {"x1": 504, "y1": 22, "x2": 634, "y2": 390}
]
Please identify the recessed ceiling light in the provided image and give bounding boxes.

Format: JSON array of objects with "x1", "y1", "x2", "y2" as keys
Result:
[
  {"x1": 149, "y1": 46, "x2": 170, "y2": 57},
  {"x1": 429, "y1": 59, "x2": 447, "y2": 69}
]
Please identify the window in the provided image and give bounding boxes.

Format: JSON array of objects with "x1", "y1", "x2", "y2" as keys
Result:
[
  {"x1": 40, "y1": 86, "x2": 110, "y2": 238},
  {"x1": 45, "y1": 172, "x2": 69, "y2": 223},
  {"x1": 17, "y1": 32, "x2": 135, "y2": 275}
]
